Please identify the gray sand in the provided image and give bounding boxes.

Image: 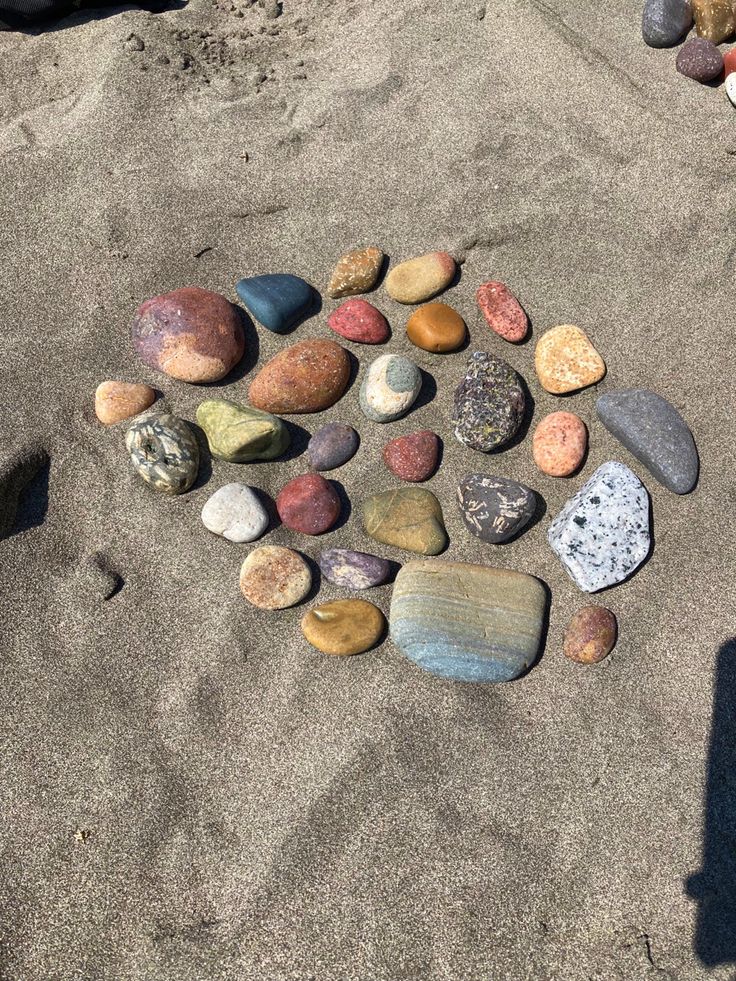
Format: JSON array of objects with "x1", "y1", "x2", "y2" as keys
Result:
[{"x1": 1, "y1": 1, "x2": 735, "y2": 977}]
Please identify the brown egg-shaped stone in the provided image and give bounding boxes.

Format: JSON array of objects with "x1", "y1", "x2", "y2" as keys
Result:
[
  {"x1": 95, "y1": 381, "x2": 155, "y2": 425},
  {"x1": 406, "y1": 302, "x2": 466, "y2": 353},
  {"x1": 563, "y1": 606, "x2": 618, "y2": 664},
  {"x1": 131, "y1": 286, "x2": 245, "y2": 383},
  {"x1": 301, "y1": 599, "x2": 386, "y2": 655},
  {"x1": 532, "y1": 411, "x2": 587, "y2": 477},
  {"x1": 248, "y1": 339, "x2": 351, "y2": 414}
]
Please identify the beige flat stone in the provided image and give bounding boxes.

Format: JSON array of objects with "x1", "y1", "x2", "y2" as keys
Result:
[{"x1": 535, "y1": 325, "x2": 606, "y2": 395}]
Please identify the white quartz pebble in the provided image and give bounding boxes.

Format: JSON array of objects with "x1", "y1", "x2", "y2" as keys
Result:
[{"x1": 201, "y1": 483, "x2": 269, "y2": 543}]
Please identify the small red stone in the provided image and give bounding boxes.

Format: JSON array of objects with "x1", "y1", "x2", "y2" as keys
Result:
[
  {"x1": 724, "y1": 46, "x2": 736, "y2": 76},
  {"x1": 476, "y1": 281, "x2": 528, "y2": 343},
  {"x1": 276, "y1": 473, "x2": 341, "y2": 534},
  {"x1": 327, "y1": 299, "x2": 390, "y2": 344},
  {"x1": 382, "y1": 430, "x2": 440, "y2": 482}
]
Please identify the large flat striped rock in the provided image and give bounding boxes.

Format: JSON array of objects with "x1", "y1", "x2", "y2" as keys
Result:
[{"x1": 390, "y1": 560, "x2": 547, "y2": 683}]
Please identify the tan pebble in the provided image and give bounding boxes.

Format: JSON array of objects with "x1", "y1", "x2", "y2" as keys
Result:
[
  {"x1": 239, "y1": 545, "x2": 311, "y2": 610},
  {"x1": 406, "y1": 302, "x2": 466, "y2": 353},
  {"x1": 385, "y1": 251, "x2": 456, "y2": 304},
  {"x1": 301, "y1": 599, "x2": 385, "y2": 655},
  {"x1": 563, "y1": 606, "x2": 617, "y2": 664},
  {"x1": 532, "y1": 411, "x2": 587, "y2": 477},
  {"x1": 535, "y1": 324, "x2": 606, "y2": 394},
  {"x1": 95, "y1": 381, "x2": 155, "y2": 425},
  {"x1": 327, "y1": 246, "x2": 384, "y2": 298}
]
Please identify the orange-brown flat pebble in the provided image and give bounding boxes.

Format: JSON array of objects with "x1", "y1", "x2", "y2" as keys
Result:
[
  {"x1": 532, "y1": 411, "x2": 587, "y2": 477},
  {"x1": 327, "y1": 246, "x2": 384, "y2": 298},
  {"x1": 301, "y1": 599, "x2": 385, "y2": 655},
  {"x1": 692, "y1": 0, "x2": 735, "y2": 42},
  {"x1": 563, "y1": 606, "x2": 617, "y2": 664},
  {"x1": 95, "y1": 381, "x2": 155, "y2": 425},
  {"x1": 406, "y1": 302, "x2": 466, "y2": 353},
  {"x1": 248, "y1": 339, "x2": 350, "y2": 414}
]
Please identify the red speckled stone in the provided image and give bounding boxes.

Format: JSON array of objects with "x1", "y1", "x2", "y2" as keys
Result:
[
  {"x1": 382, "y1": 430, "x2": 440, "y2": 482},
  {"x1": 327, "y1": 299, "x2": 390, "y2": 344},
  {"x1": 476, "y1": 282, "x2": 528, "y2": 343},
  {"x1": 723, "y1": 46, "x2": 736, "y2": 75},
  {"x1": 276, "y1": 473, "x2": 341, "y2": 535},
  {"x1": 248, "y1": 339, "x2": 351, "y2": 414}
]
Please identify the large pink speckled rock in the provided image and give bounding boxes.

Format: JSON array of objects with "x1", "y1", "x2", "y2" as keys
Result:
[{"x1": 532, "y1": 411, "x2": 587, "y2": 477}]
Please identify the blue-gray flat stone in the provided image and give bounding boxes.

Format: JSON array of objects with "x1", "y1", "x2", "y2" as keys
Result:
[
  {"x1": 596, "y1": 389, "x2": 698, "y2": 494},
  {"x1": 390, "y1": 559, "x2": 547, "y2": 683},
  {"x1": 235, "y1": 273, "x2": 314, "y2": 334},
  {"x1": 642, "y1": 0, "x2": 692, "y2": 47}
]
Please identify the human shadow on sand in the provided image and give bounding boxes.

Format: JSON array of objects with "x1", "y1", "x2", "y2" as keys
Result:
[{"x1": 1, "y1": 0, "x2": 185, "y2": 32}]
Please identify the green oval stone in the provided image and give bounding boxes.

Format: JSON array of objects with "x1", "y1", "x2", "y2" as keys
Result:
[{"x1": 196, "y1": 399, "x2": 290, "y2": 463}]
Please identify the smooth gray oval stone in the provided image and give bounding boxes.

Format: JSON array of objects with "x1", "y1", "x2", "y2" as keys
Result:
[
  {"x1": 642, "y1": 0, "x2": 692, "y2": 48},
  {"x1": 318, "y1": 548, "x2": 391, "y2": 589},
  {"x1": 596, "y1": 389, "x2": 698, "y2": 494},
  {"x1": 457, "y1": 474, "x2": 536, "y2": 544},
  {"x1": 125, "y1": 413, "x2": 199, "y2": 495},
  {"x1": 453, "y1": 352, "x2": 526, "y2": 452},
  {"x1": 307, "y1": 423, "x2": 359, "y2": 471}
]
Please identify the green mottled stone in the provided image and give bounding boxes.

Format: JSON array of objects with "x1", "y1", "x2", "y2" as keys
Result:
[
  {"x1": 386, "y1": 357, "x2": 419, "y2": 392},
  {"x1": 196, "y1": 399, "x2": 289, "y2": 463},
  {"x1": 125, "y1": 413, "x2": 199, "y2": 495},
  {"x1": 362, "y1": 487, "x2": 447, "y2": 555}
]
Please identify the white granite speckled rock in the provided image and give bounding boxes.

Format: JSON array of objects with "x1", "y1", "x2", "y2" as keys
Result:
[
  {"x1": 201, "y1": 483, "x2": 269, "y2": 543},
  {"x1": 548, "y1": 462, "x2": 650, "y2": 592}
]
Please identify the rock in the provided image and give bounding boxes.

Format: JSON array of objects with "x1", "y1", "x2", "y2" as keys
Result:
[
  {"x1": 318, "y1": 548, "x2": 391, "y2": 589},
  {"x1": 327, "y1": 246, "x2": 384, "y2": 298},
  {"x1": 196, "y1": 399, "x2": 289, "y2": 463},
  {"x1": 363, "y1": 487, "x2": 447, "y2": 555},
  {"x1": 201, "y1": 483, "x2": 269, "y2": 542},
  {"x1": 125, "y1": 414, "x2": 199, "y2": 495},
  {"x1": 548, "y1": 461, "x2": 651, "y2": 592},
  {"x1": 476, "y1": 281, "x2": 528, "y2": 342},
  {"x1": 385, "y1": 251, "x2": 456, "y2": 304},
  {"x1": 532, "y1": 411, "x2": 588, "y2": 477},
  {"x1": 692, "y1": 0, "x2": 735, "y2": 42},
  {"x1": 95, "y1": 381, "x2": 155, "y2": 425},
  {"x1": 327, "y1": 299, "x2": 390, "y2": 344},
  {"x1": 248, "y1": 339, "x2": 351, "y2": 414},
  {"x1": 307, "y1": 422, "x2": 359, "y2": 471},
  {"x1": 453, "y1": 352, "x2": 526, "y2": 452},
  {"x1": 676, "y1": 35, "x2": 724, "y2": 79},
  {"x1": 390, "y1": 559, "x2": 547, "y2": 682},
  {"x1": 596, "y1": 389, "x2": 698, "y2": 494},
  {"x1": 564, "y1": 606, "x2": 618, "y2": 664},
  {"x1": 406, "y1": 302, "x2": 466, "y2": 353},
  {"x1": 456, "y1": 473, "x2": 536, "y2": 544},
  {"x1": 724, "y1": 45, "x2": 736, "y2": 75},
  {"x1": 727, "y1": 70, "x2": 736, "y2": 103},
  {"x1": 239, "y1": 545, "x2": 311, "y2": 610},
  {"x1": 131, "y1": 287, "x2": 244, "y2": 383},
  {"x1": 642, "y1": 0, "x2": 693, "y2": 46},
  {"x1": 535, "y1": 325, "x2": 606, "y2": 394},
  {"x1": 0, "y1": 442, "x2": 48, "y2": 539},
  {"x1": 359, "y1": 353, "x2": 422, "y2": 423},
  {"x1": 276, "y1": 473, "x2": 341, "y2": 535},
  {"x1": 301, "y1": 599, "x2": 385, "y2": 655},
  {"x1": 235, "y1": 273, "x2": 314, "y2": 334},
  {"x1": 382, "y1": 430, "x2": 439, "y2": 482}
]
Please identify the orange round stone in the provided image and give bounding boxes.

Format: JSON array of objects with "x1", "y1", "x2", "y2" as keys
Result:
[
  {"x1": 532, "y1": 411, "x2": 587, "y2": 477},
  {"x1": 406, "y1": 302, "x2": 466, "y2": 353}
]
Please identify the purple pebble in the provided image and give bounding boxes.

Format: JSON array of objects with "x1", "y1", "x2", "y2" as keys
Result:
[{"x1": 318, "y1": 549, "x2": 391, "y2": 589}]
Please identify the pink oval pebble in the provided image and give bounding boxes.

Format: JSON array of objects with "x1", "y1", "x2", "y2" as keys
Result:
[
  {"x1": 276, "y1": 473, "x2": 341, "y2": 535},
  {"x1": 532, "y1": 411, "x2": 587, "y2": 477},
  {"x1": 327, "y1": 299, "x2": 390, "y2": 345},
  {"x1": 382, "y1": 430, "x2": 440, "y2": 482},
  {"x1": 476, "y1": 281, "x2": 528, "y2": 343}
]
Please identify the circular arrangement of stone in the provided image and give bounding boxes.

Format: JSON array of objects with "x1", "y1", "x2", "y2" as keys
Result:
[{"x1": 97, "y1": 242, "x2": 700, "y2": 678}]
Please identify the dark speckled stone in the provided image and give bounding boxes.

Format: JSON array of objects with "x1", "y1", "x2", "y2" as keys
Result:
[
  {"x1": 235, "y1": 274, "x2": 314, "y2": 334},
  {"x1": 457, "y1": 474, "x2": 536, "y2": 544},
  {"x1": 453, "y1": 352, "x2": 526, "y2": 452},
  {"x1": 307, "y1": 423, "x2": 359, "y2": 471},
  {"x1": 642, "y1": 0, "x2": 692, "y2": 47},
  {"x1": 318, "y1": 548, "x2": 391, "y2": 589},
  {"x1": 676, "y1": 36, "x2": 723, "y2": 80}
]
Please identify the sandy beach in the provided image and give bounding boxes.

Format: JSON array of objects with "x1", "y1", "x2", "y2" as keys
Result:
[{"x1": 1, "y1": 0, "x2": 735, "y2": 977}]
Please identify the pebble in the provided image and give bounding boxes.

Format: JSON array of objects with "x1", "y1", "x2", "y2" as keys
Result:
[
  {"x1": 196, "y1": 399, "x2": 289, "y2": 462},
  {"x1": 95, "y1": 381, "x2": 155, "y2": 425},
  {"x1": 406, "y1": 302, "x2": 466, "y2": 352},
  {"x1": 131, "y1": 287, "x2": 244, "y2": 383},
  {"x1": 276, "y1": 473, "x2": 341, "y2": 535},
  {"x1": 0, "y1": 441, "x2": 48, "y2": 539},
  {"x1": 382, "y1": 430, "x2": 439, "y2": 482},
  {"x1": 318, "y1": 548, "x2": 391, "y2": 589},
  {"x1": 456, "y1": 473, "x2": 536, "y2": 544},
  {"x1": 692, "y1": 0, "x2": 735, "y2": 42},
  {"x1": 327, "y1": 299, "x2": 390, "y2": 344},
  {"x1": 642, "y1": 0, "x2": 693, "y2": 46},
  {"x1": 676, "y1": 35, "x2": 724, "y2": 80},
  {"x1": 476, "y1": 281, "x2": 528, "y2": 342},
  {"x1": 248, "y1": 339, "x2": 351, "y2": 414},
  {"x1": 532, "y1": 411, "x2": 587, "y2": 477},
  {"x1": 724, "y1": 46, "x2": 736, "y2": 75},
  {"x1": 307, "y1": 422, "x2": 359, "y2": 471},
  {"x1": 125, "y1": 413, "x2": 199, "y2": 495},
  {"x1": 596, "y1": 389, "x2": 698, "y2": 494},
  {"x1": 239, "y1": 545, "x2": 311, "y2": 610},
  {"x1": 453, "y1": 352, "x2": 526, "y2": 452},
  {"x1": 327, "y1": 246, "x2": 384, "y2": 298},
  {"x1": 385, "y1": 251, "x2": 456, "y2": 304},
  {"x1": 390, "y1": 559, "x2": 547, "y2": 683},
  {"x1": 301, "y1": 599, "x2": 385, "y2": 655},
  {"x1": 535, "y1": 325, "x2": 606, "y2": 394},
  {"x1": 362, "y1": 487, "x2": 447, "y2": 555},
  {"x1": 201, "y1": 483, "x2": 269, "y2": 542},
  {"x1": 727, "y1": 71, "x2": 736, "y2": 104},
  {"x1": 359, "y1": 353, "x2": 422, "y2": 423},
  {"x1": 548, "y1": 461, "x2": 651, "y2": 593},
  {"x1": 235, "y1": 273, "x2": 314, "y2": 334},
  {"x1": 563, "y1": 607, "x2": 618, "y2": 664}
]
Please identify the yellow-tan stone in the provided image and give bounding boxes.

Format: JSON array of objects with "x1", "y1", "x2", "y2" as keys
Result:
[{"x1": 534, "y1": 325, "x2": 606, "y2": 395}]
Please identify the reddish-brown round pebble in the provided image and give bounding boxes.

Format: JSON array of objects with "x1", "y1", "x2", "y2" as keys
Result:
[
  {"x1": 382, "y1": 430, "x2": 440, "y2": 482},
  {"x1": 248, "y1": 339, "x2": 350, "y2": 414},
  {"x1": 327, "y1": 299, "x2": 390, "y2": 344},
  {"x1": 406, "y1": 302, "x2": 466, "y2": 353},
  {"x1": 564, "y1": 607, "x2": 617, "y2": 664},
  {"x1": 276, "y1": 473, "x2": 341, "y2": 535},
  {"x1": 532, "y1": 411, "x2": 587, "y2": 477},
  {"x1": 476, "y1": 282, "x2": 528, "y2": 343}
]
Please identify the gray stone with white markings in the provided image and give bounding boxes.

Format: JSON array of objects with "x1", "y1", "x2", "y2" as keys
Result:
[{"x1": 456, "y1": 474, "x2": 536, "y2": 544}]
